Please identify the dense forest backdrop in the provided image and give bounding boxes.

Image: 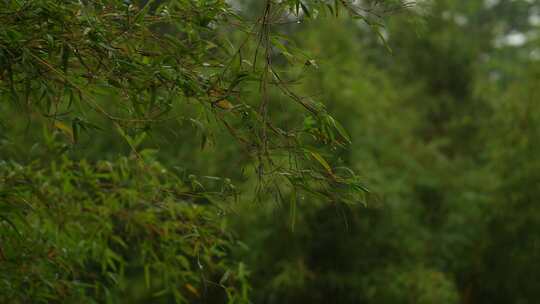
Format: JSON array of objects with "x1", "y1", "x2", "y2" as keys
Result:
[{"x1": 1, "y1": 0, "x2": 539, "y2": 303}]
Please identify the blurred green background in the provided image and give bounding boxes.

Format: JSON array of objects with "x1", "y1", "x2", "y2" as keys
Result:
[{"x1": 2, "y1": 0, "x2": 540, "y2": 303}]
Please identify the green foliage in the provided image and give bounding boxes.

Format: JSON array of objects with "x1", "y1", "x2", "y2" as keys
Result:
[
  {"x1": 0, "y1": 147, "x2": 248, "y2": 303},
  {"x1": 227, "y1": 1, "x2": 540, "y2": 303},
  {"x1": 3, "y1": 0, "x2": 540, "y2": 303},
  {"x1": 0, "y1": 1, "x2": 417, "y2": 303},
  {"x1": 0, "y1": 0, "x2": 388, "y2": 208},
  {"x1": 368, "y1": 267, "x2": 459, "y2": 304},
  {"x1": 470, "y1": 63, "x2": 540, "y2": 304}
]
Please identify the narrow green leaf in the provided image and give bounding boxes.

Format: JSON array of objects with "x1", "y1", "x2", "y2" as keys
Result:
[
  {"x1": 331, "y1": 118, "x2": 352, "y2": 144},
  {"x1": 219, "y1": 270, "x2": 231, "y2": 285},
  {"x1": 72, "y1": 119, "x2": 79, "y2": 144},
  {"x1": 134, "y1": 0, "x2": 156, "y2": 24},
  {"x1": 290, "y1": 187, "x2": 297, "y2": 232},
  {"x1": 300, "y1": 2, "x2": 311, "y2": 18},
  {"x1": 144, "y1": 264, "x2": 151, "y2": 289},
  {"x1": 308, "y1": 151, "x2": 333, "y2": 174}
]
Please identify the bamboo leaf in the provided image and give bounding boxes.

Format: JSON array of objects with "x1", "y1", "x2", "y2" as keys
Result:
[
  {"x1": 54, "y1": 121, "x2": 74, "y2": 143},
  {"x1": 144, "y1": 264, "x2": 151, "y2": 289},
  {"x1": 300, "y1": 2, "x2": 311, "y2": 18},
  {"x1": 308, "y1": 150, "x2": 333, "y2": 175},
  {"x1": 290, "y1": 187, "x2": 297, "y2": 232}
]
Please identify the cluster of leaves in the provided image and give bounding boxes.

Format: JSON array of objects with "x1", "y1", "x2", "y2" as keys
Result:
[
  {"x1": 0, "y1": 0, "x2": 418, "y2": 202},
  {"x1": 0, "y1": 146, "x2": 249, "y2": 303},
  {"x1": 0, "y1": 0, "x2": 419, "y2": 303},
  {"x1": 229, "y1": 0, "x2": 540, "y2": 303},
  {"x1": 0, "y1": 0, "x2": 238, "y2": 127}
]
